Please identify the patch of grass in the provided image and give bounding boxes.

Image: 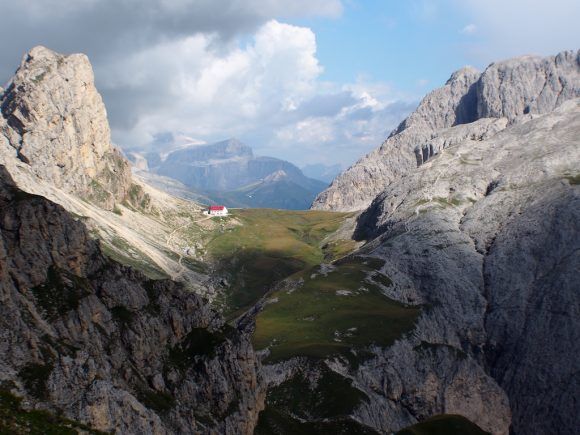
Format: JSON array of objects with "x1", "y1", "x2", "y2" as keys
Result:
[
  {"x1": 322, "y1": 239, "x2": 358, "y2": 261},
  {"x1": 125, "y1": 183, "x2": 151, "y2": 210},
  {"x1": 100, "y1": 239, "x2": 168, "y2": 280},
  {"x1": 86, "y1": 179, "x2": 113, "y2": 207},
  {"x1": 31, "y1": 266, "x2": 92, "y2": 322},
  {"x1": 459, "y1": 156, "x2": 481, "y2": 166},
  {"x1": 31, "y1": 71, "x2": 47, "y2": 84},
  {"x1": 0, "y1": 388, "x2": 107, "y2": 434},
  {"x1": 135, "y1": 388, "x2": 175, "y2": 414},
  {"x1": 396, "y1": 414, "x2": 489, "y2": 435},
  {"x1": 268, "y1": 365, "x2": 368, "y2": 419},
  {"x1": 181, "y1": 257, "x2": 207, "y2": 274},
  {"x1": 110, "y1": 306, "x2": 134, "y2": 325},
  {"x1": 253, "y1": 256, "x2": 420, "y2": 362},
  {"x1": 414, "y1": 341, "x2": 467, "y2": 360},
  {"x1": 370, "y1": 271, "x2": 393, "y2": 288},
  {"x1": 255, "y1": 407, "x2": 378, "y2": 435},
  {"x1": 18, "y1": 362, "x2": 54, "y2": 401},
  {"x1": 206, "y1": 209, "x2": 353, "y2": 316},
  {"x1": 565, "y1": 174, "x2": 580, "y2": 185},
  {"x1": 167, "y1": 326, "x2": 233, "y2": 370}
]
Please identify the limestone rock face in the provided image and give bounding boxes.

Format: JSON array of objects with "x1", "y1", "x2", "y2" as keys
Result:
[
  {"x1": 312, "y1": 49, "x2": 580, "y2": 212},
  {"x1": 0, "y1": 46, "x2": 132, "y2": 210},
  {"x1": 351, "y1": 100, "x2": 580, "y2": 434},
  {"x1": 477, "y1": 50, "x2": 580, "y2": 119},
  {"x1": 0, "y1": 165, "x2": 264, "y2": 434}
]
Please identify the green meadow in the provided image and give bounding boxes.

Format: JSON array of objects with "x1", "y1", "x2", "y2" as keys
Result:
[
  {"x1": 253, "y1": 256, "x2": 420, "y2": 362},
  {"x1": 205, "y1": 208, "x2": 354, "y2": 316}
]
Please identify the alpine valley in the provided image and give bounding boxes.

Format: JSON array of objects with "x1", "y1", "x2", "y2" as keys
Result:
[{"x1": 0, "y1": 44, "x2": 578, "y2": 435}]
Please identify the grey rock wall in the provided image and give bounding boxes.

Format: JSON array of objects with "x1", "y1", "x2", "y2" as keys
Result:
[
  {"x1": 0, "y1": 46, "x2": 132, "y2": 210},
  {"x1": 349, "y1": 100, "x2": 580, "y2": 434},
  {"x1": 0, "y1": 165, "x2": 265, "y2": 434},
  {"x1": 312, "y1": 49, "x2": 580, "y2": 212}
]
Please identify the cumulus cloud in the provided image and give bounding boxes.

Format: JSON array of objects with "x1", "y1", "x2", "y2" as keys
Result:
[
  {"x1": 0, "y1": 0, "x2": 413, "y2": 166},
  {"x1": 106, "y1": 20, "x2": 323, "y2": 144},
  {"x1": 0, "y1": 0, "x2": 342, "y2": 83},
  {"x1": 104, "y1": 19, "x2": 414, "y2": 165}
]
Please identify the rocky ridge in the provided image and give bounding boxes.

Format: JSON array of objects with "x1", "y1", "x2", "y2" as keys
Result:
[
  {"x1": 312, "y1": 50, "x2": 580, "y2": 211},
  {"x1": 347, "y1": 99, "x2": 579, "y2": 434},
  {"x1": 0, "y1": 46, "x2": 133, "y2": 210},
  {"x1": 0, "y1": 165, "x2": 264, "y2": 434},
  {"x1": 0, "y1": 46, "x2": 215, "y2": 293}
]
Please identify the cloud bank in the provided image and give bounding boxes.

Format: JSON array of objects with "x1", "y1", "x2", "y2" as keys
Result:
[
  {"x1": 0, "y1": 0, "x2": 410, "y2": 165},
  {"x1": 1, "y1": 0, "x2": 576, "y2": 166}
]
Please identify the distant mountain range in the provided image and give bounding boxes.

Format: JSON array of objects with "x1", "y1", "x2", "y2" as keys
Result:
[{"x1": 127, "y1": 138, "x2": 328, "y2": 209}]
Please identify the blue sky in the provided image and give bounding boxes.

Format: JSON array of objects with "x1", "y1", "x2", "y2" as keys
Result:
[
  {"x1": 1, "y1": 0, "x2": 578, "y2": 167},
  {"x1": 293, "y1": 1, "x2": 474, "y2": 93}
]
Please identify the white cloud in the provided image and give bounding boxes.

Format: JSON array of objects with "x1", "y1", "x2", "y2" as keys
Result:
[
  {"x1": 460, "y1": 23, "x2": 477, "y2": 35},
  {"x1": 106, "y1": 20, "x2": 323, "y2": 146},
  {"x1": 104, "y1": 19, "x2": 413, "y2": 166},
  {"x1": 1, "y1": 0, "x2": 414, "y2": 166}
]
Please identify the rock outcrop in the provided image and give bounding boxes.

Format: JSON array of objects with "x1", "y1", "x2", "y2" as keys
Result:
[
  {"x1": 0, "y1": 165, "x2": 264, "y2": 434},
  {"x1": 0, "y1": 46, "x2": 132, "y2": 210},
  {"x1": 312, "y1": 49, "x2": 580, "y2": 211},
  {"x1": 350, "y1": 100, "x2": 580, "y2": 434}
]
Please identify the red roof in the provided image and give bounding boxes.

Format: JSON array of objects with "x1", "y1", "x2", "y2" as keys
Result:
[{"x1": 209, "y1": 205, "x2": 225, "y2": 211}]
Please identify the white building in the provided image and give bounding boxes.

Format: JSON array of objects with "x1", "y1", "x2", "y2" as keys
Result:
[{"x1": 208, "y1": 205, "x2": 228, "y2": 216}]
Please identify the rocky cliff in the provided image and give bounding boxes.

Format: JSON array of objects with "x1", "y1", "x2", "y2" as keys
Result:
[
  {"x1": 0, "y1": 46, "x2": 132, "y2": 210},
  {"x1": 348, "y1": 99, "x2": 580, "y2": 434},
  {"x1": 0, "y1": 46, "x2": 212, "y2": 289},
  {"x1": 312, "y1": 50, "x2": 580, "y2": 211},
  {"x1": 0, "y1": 165, "x2": 264, "y2": 433}
]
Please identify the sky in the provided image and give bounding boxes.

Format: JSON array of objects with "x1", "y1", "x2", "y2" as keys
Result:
[{"x1": 0, "y1": 0, "x2": 578, "y2": 167}]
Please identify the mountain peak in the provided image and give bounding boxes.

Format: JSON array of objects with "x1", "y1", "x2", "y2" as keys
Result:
[
  {"x1": 446, "y1": 65, "x2": 480, "y2": 85},
  {"x1": 0, "y1": 46, "x2": 132, "y2": 210},
  {"x1": 312, "y1": 49, "x2": 580, "y2": 212}
]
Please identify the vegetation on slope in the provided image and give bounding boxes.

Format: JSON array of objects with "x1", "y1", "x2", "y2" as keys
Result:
[
  {"x1": 0, "y1": 388, "x2": 107, "y2": 435},
  {"x1": 395, "y1": 414, "x2": 490, "y2": 435},
  {"x1": 253, "y1": 256, "x2": 420, "y2": 362},
  {"x1": 255, "y1": 362, "x2": 378, "y2": 435},
  {"x1": 205, "y1": 209, "x2": 354, "y2": 316}
]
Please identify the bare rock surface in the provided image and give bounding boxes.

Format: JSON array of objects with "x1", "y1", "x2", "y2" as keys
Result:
[
  {"x1": 0, "y1": 46, "x2": 132, "y2": 210},
  {"x1": 312, "y1": 49, "x2": 580, "y2": 212},
  {"x1": 349, "y1": 100, "x2": 580, "y2": 434},
  {"x1": 0, "y1": 46, "x2": 215, "y2": 293},
  {"x1": 0, "y1": 165, "x2": 264, "y2": 434}
]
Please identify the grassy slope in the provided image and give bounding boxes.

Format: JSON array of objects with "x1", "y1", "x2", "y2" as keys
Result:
[
  {"x1": 395, "y1": 414, "x2": 490, "y2": 435},
  {"x1": 253, "y1": 256, "x2": 420, "y2": 362},
  {"x1": 254, "y1": 362, "x2": 379, "y2": 435},
  {"x1": 205, "y1": 209, "x2": 353, "y2": 316}
]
